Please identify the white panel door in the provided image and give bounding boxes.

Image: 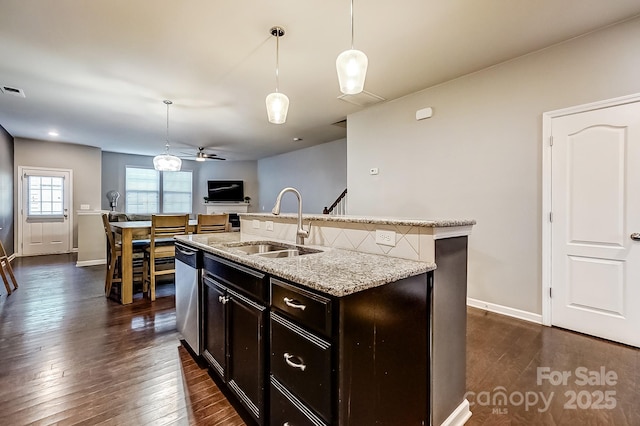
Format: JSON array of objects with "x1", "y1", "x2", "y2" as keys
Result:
[
  {"x1": 551, "y1": 101, "x2": 640, "y2": 347},
  {"x1": 20, "y1": 168, "x2": 72, "y2": 256}
]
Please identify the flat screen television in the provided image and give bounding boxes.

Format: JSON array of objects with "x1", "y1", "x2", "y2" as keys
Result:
[{"x1": 207, "y1": 180, "x2": 244, "y2": 202}]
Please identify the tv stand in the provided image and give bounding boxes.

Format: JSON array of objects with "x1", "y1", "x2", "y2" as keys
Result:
[{"x1": 204, "y1": 202, "x2": 249, "y2": 214}]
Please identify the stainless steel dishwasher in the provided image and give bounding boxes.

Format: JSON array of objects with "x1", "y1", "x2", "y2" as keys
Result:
[{"x1": 175, "y1": 242, "x2": 201, "y2": 355}]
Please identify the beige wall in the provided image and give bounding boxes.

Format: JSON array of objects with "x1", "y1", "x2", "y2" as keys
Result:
[
  {"x1": 347, "y1": 17, "x2": 640, "y2": 315},
  {"x1": 14, "y1": 138, "x2": 102, "y2": 249}
]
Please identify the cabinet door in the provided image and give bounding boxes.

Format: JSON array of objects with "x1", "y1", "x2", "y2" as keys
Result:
[
  {"x1": 227, "y1": 288, "x2": 267, "y2": 424},
  {"x1": 202, "y1": 275, "x2": 227, "y2": 379}
]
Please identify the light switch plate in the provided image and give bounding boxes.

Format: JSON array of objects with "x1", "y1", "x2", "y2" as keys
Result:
[
  {"x1": 266, "y1": 221, "x2": 274, "y2": 231},
  {"x1": 375, "y1": 229, "x2": 396, "y2": 247},
  {"x1": 252, "y1": 220, "x2": 260, "y2": 229},
  {"x1": 80, "y1": 204, "x2": 90, "y2": 210}
]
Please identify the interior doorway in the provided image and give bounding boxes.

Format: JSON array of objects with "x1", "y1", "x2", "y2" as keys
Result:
[{"x1": 542, "y1": 94, "x2": 640, "y2": 348}]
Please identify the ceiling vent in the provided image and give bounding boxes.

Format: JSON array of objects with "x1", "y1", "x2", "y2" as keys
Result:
[
  {"x1": 337, "y1": 90, "x2": 385, "y2": 107},
  {"x1": 1, "y1": 85, "x2": 26, "y2": 98}
]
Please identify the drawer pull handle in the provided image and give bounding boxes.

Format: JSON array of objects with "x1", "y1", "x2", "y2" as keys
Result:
[
  {"x1": 283, "y1": 297, "x2": 306, "y2": 311},
  {"x1": 218, "y1": 295, "x2": 229, "y2": 304},
  {"x1": 284, "y1": 353, "x2": 306, "y2": 371}
]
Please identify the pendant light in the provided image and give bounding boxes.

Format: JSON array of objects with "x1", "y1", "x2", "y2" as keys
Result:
[
  {"x1": 336, "y1": 0, "x2": 368, "y2": 95},
  {"x1": 153, "y1": 100, "x2": 182, "y2": 171},
  {"x1": 266, "y1": 26, "x2": 289, "y2": 124}
]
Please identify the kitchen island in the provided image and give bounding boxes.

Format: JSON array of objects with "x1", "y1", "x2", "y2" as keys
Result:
[{"x1": 175, "y1": 213, "x2": 474, "y2": 426}]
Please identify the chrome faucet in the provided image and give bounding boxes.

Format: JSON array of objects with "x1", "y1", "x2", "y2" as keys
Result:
[{"x1": 272, "y1": 187, "x2": 309, "y2": 245}]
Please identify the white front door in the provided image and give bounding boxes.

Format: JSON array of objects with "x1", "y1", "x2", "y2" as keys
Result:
[
  {"x1": 550, "y1": 101, "x2": 640, "y2": 348},
  {"x1": 19, "y1": 167, "x2": 72, "y2": 256}
]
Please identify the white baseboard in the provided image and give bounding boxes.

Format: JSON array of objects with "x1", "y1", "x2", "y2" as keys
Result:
[
  {"x1": 440, "y1": 399, "x2": 472, "y2": 426},
  {"x1": 71, "y1": 247, "x2": 79, "y2": 253},
  {"x1": 76, "y1": 259, "x2": 106, "y2": 267},
  {"x1": 467, "y1": 298, "x2": 542, "y2": 324}
]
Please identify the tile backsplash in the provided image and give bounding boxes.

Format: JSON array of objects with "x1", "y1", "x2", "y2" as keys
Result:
[{"x1": 241, "y1": 217, "x2": 435, "y2": 263}]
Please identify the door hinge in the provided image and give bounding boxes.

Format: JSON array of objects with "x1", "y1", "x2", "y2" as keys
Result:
[
  {"x1": 549, "y1": 136, "x2": 554, "y2": 146},
  {"x1": 549, "y1": 212, "x2": 553, "y2": 222}
]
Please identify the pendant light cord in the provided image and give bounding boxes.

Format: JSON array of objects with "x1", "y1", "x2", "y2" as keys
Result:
[
  {"x1": 164, "y1": 100, "x2": 172, "y2": 153},
  {"x1": 275, "y1": 30, "x2": 280, "y2": 93},
  {"x1": 350, "y1": 0, "x2": 354, "y2": 49}
]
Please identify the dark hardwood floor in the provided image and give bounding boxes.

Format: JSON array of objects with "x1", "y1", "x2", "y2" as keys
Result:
[
  {"x1": 466, "y1": 308, "x2": 640, "y2": 426},
  {"x1": 1, "y1": 254, "x2": 638, "y2": 425},
  {"x1": 0, "y1": 254, "x2": 245, "y2": 426}
]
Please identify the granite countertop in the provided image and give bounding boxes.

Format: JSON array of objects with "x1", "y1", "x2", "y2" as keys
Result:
[
  {"x1": 239, "y1": 213, "x2": 476, "y2": 228},
  {"x1": 175, "y1": 233, "x2": 435, "y2": 297}
]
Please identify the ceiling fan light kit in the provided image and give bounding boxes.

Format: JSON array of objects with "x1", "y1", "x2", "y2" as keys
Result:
[
  {"x1": 266, "y1": 26, "x2": 289, "y2": 124},
  {"x1": 153, "y1": 100, "x2": 182, "y2": 171},
  {"x1": 180, "y1": 146, "x2": 226, "y2": 162},
  {"x1": 337, "y1": 0, "x2": 368, "y2": 95}
]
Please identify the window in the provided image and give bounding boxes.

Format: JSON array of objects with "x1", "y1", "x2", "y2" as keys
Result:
[
  {"x1": 125, "y1": 167, "x2": 192, "y2": 214},
  {"x1": 126, "y1": 168, "x2": 159, "y2": 214},
  {"x1": 27, "y1": 176, "x2": 64, "y2": 216},
  {"x1": 162, "y1": 171, "x2": 192, "y2": 213}
]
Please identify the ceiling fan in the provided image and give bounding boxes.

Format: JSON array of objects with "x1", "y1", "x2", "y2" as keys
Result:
[{"x1": 180, "y1": 147, "x2": 226, "y2": 162}]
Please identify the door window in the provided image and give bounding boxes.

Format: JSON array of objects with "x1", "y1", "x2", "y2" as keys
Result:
[{"x1": 27, "y1": 175, "x2": 64, "y2": 218}]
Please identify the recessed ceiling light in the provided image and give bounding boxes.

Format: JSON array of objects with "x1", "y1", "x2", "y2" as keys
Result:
[
  {"x1": 48, "y1": 131, "x2": 59, "y2": 137},
  {"x1": 293, "y1": 137, "x2": 303, "y2": 141}
]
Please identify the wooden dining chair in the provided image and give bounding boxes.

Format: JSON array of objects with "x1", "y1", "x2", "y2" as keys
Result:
[
  {"x1": 143, "y1": 214, "x2": 189, "y2": 301},
  {"x1": 196, "y1": 214, "x2": 230, "y2": 234},
  {"x1": 102, "y1": 214, "x2": 146, "y2": 300},
  {"x1": 0, "y1": 240, "x2": 18, "y2": 295},
  {"x1": 101, "y1": 213, "x2": 122, "y2": 297}
]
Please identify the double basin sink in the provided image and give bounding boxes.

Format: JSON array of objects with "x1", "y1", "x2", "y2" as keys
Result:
[{"x1": 224, "y1": 241, "x2": 322, "y2": 259}]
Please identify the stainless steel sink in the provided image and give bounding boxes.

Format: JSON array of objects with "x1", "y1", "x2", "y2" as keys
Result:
[
  {"x1": 255, "y1": 249, "x2": 302, "y2": 258},
  {"x1": 232, "y1": 243, "x2": 289, "y2": 255},
  {"x1": 225, "y1": 241, "x2": 322, "y2": 258}
]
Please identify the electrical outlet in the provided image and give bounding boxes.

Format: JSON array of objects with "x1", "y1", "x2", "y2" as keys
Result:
[
  {"x1": 252, "y1": 220, "x2": 260, "y2": 229},
  {"x1": 80, "y1": 204, "x2": 90, "y2": 210},
  {"x1": 375, "y1": 229, "x2": 396, "y2": 247},
  {"x1": 266, "y1": 221, "x2": 274, "y2": 231}
]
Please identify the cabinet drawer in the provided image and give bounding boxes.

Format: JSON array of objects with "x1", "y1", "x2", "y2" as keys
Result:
[
  {"x1": 271, "y1": 376, "x2": 328, "y2": 426},
  {"x1": 271, "y1": 313, "x2": 331, "y2": 422},
  {"x1": 271, "y1": 278, "x2": 332, "y2": 337},
  {"x1": 203, "y1": 253, "x2": 267, "y2": 302}
]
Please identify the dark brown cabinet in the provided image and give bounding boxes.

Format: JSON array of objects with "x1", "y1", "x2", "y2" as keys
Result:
[
  {"x1": 270, "y1": 274, "x2": 431, "y2": 425},
  {"x1": 202, "y1": 253, "x2": 268, "y2": 425},
  {"x1": 200, "y1": 251, "x2": 438, "y2": 425},
  {"x1": 203, "y1": 276, "x2": 226, "y2": 377}
]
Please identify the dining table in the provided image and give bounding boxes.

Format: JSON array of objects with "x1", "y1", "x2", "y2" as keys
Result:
[{"x1": 110, "y1": 219, "x2": 197, "y2": 304}]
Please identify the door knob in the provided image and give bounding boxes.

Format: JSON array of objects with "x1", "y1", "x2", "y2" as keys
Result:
[{"x1": 630, "y1": 233, "x2": 640, "y2": 241}]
